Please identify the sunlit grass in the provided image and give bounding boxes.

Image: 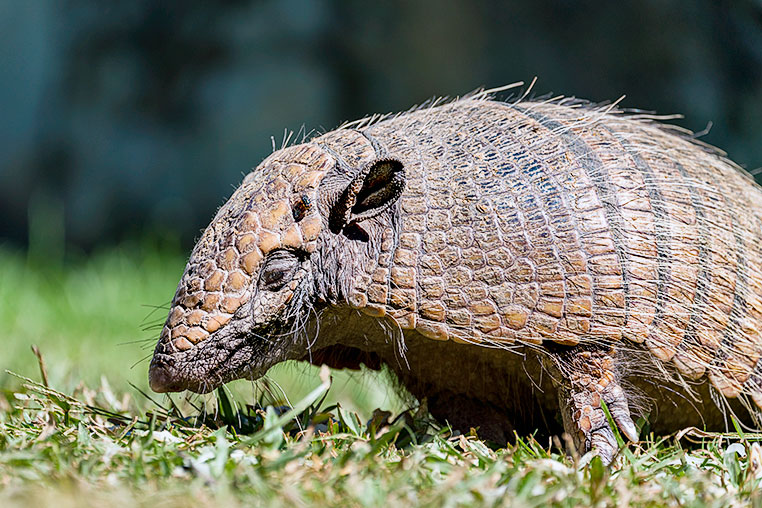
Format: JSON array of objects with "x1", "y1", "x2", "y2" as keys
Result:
[{"x1": 1, "y1": 370, "x2": 761, "y2": 507}]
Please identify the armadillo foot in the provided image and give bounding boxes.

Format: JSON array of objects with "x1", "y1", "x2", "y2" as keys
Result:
[{"x1": 555, "y1": 347, "x2": 639, "y2": 465}]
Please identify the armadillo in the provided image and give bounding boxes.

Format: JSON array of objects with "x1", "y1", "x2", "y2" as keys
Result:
[{"x1": 149, "y1": 91, "x2": 762, "y2": 463}]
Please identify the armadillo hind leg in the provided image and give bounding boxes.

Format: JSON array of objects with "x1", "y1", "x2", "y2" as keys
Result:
[{"x1": 553, "y1": 346, "x2": 639, "y2": 464}]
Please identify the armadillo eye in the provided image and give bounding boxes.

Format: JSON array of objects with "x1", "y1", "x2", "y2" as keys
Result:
[{"x1": 259, "y1": 250, "x2": 299, "y2": 291}]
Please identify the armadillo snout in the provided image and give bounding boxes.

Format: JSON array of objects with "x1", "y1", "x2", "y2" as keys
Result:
[
  {"x1": 148, "y1": 356, "x2": 180, "y2": 393},
  {"x1": 148, "y1": 352, "x2": 213, "y2": 394}
]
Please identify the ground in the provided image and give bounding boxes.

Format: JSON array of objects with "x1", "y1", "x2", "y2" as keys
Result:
[{"x1": 1, "y1": 244, "x2": 761, "y2": 506}]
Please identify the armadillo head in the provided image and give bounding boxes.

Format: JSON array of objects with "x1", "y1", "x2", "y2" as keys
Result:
[{"x1": 148, "y1": 141, "x2": 405, "y2": 393}]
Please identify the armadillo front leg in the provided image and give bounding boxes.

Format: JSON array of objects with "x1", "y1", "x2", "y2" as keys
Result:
[{"x1": 553, "y1": 346, "x2": 639, "y2": 464}]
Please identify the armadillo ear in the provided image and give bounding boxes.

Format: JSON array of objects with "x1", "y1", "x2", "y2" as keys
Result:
[{"x1": 330, "y1": 158, "x2": 405, "y2": 231}]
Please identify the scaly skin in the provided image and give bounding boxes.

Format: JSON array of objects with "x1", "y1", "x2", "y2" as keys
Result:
[{"x1": 149, "y1": 95, "x2": 762, "y2": 463}]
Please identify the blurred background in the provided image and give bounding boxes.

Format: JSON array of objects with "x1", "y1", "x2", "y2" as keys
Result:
[{"x1": 1, "y1": 0, "x2": 761, "y2": 412}]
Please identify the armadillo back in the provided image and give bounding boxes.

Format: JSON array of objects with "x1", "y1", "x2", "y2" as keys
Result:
[{"x1": 338, "y1": 98, "x2": 762, "y2": 408}]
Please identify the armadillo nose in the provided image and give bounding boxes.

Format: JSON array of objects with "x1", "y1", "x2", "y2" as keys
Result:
[{"x1": 148, "y1": 360, "x2": 181, "y2": 393}]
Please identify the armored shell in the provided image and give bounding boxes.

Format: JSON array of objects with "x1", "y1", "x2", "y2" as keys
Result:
[{"x1": 149, "y1": 93, "x2": 762, "y2": 453}]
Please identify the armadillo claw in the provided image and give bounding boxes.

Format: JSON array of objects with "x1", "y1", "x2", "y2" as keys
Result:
[
  {"x1": 594, "y1": 384, "x2": 640, "y2": 464},
  {"x1": 557, "y1": 348, "x2": 638, "y2": 465},
  {"x1": 589, "y1": 424, "x2": 618, "y2": 465},
  {"x1": 608, "y1": 399, "x2": 639, "y2": 443},
  {"x1": 562, "y1": 386, "x2": 637, "y2": 465}
]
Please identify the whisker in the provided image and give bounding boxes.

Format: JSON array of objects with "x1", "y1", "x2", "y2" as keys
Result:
[
  {"x1": 130, "y1": 352, "x2": 154, "y2": 369},
  {"x1": 117, "y1": 337, "x2": 157, "y2": 347},
  {"x1": 139, "y1": 301, "x2": 172, "y2": 325}
]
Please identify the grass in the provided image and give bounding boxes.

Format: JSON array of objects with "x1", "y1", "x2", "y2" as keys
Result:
[{"x1": 1, "y1": 244, "x2": 761, "y2": 506}]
